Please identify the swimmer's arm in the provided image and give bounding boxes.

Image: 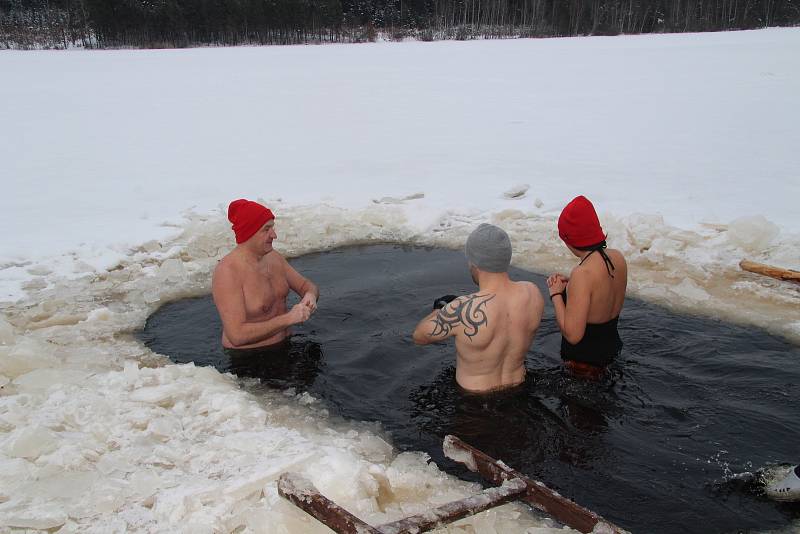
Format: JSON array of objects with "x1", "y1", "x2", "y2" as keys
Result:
[
  {"x1": 413, "y1": 311, "x2": 456, "y2": 345},
  {"x1": 212, "y1": 265, "x2": 306, "y2": 347},
  {"x1": 553, "y1": 271, "x2": 589, "y2": 344},
  {"x1": 412, "y1": 298, "x2": 464, "y2": 345},
  {"x1": 282, "y1": 256, "x2": 319, "y2": 305}
]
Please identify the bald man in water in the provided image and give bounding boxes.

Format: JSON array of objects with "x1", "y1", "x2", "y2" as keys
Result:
[
  {"x1": 412, "y1": 224, "x2": 544, "y2": 393},
  {"x1": 212, "y1": 199, "x2": 319, "y2": 349}
]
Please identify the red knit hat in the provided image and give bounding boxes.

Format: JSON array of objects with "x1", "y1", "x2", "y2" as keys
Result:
[
  {"x1": 227, "y1": 199, "x2": 275, "y2": 244},
  {"x1": 558, "y1": 196, "x2": 606, "y2": 248}
]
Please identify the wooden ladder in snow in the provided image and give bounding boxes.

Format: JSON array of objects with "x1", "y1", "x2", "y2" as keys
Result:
[{"x1": 278, "y1": 435, "x2": 626, "y2": 534}]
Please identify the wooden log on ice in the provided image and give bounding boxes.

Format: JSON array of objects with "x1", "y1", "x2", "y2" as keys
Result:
[
  {"x1": 279, "y1": 436, "x2": 628, "y2": 534},
  {"x1": 277, "y1": 472, "x2": 381, "y2": 534},
  {"x1": 739, "y1": 260, "x2": 800, "y2": 284},
  {"x1": 279, "y1": 471, "x2": 529, "y2": 534},
  {"x1": 375, "y1": 477, "x2": 527, "y2": 534},
  {"x1": 443, "y1": 435, "x2": 626, "y2": 534}
]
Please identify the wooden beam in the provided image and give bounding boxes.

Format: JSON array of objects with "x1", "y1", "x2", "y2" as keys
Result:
[
  {"x1": 277, "y1": 472, "x2": 381, "y2": 534},
  {"x1": 442, "y1": 435, "x2": 626, "y2": 534},
  {"x1": 376, "y1": 478, "x2": 527, "y2": 534},
  {"x1": 279, "y1": 437, "x2": 628, "y2": 534},
  {"x1": 740, "y1": 260, "x2": 800, "y2": 284}
]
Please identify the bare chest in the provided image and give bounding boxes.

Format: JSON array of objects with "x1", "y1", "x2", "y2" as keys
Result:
[{"x1": 240, "y1": 260, "x2": 289, "y2": 318}]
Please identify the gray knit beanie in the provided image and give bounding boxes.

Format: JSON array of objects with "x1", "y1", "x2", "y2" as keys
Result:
[{"x1": 465, "y1": 223, "x2": 512, "y2": 273}]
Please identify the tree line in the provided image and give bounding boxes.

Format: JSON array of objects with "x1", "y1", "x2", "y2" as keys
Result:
[{"x1": 1, "y1": 0, "x2": 798, "y2": 49}]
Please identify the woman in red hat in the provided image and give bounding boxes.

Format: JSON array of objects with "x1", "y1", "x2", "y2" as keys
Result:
[{"x1": 546, "y1": 196, "x2": 627, "y2": 379}]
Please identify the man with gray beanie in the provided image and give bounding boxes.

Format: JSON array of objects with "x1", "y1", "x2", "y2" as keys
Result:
[{"x1": 412, "y1": 223, "x2": 544, "y2": 393}]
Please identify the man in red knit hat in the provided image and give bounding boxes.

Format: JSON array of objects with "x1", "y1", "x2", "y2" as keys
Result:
[
  {"x1": 546, "y1": 196, "x2": 627, "y2": 379},
  {"x1": 212, "y1": 199, "x2": 319, "y2": 349}
]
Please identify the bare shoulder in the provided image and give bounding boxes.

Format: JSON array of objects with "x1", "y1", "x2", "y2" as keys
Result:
[
  {"x1": 447, "y1": 291, "x2": 486, "y2": 306},
  {"x1": 214, "y1": 253, "x2": 236, "y2": 277},
  {"x1": 213, "y1": 252, "x2": 244, "y2": 288},
  {"x1": 267, "y1": 251, "x2": 290, "y2": 271},
  {"x1": 607, "y1": 248, "x2": 627, "y2": 268},
  {"x1": 270, "y1": 251, "x2": 288, "y2": 264},
  {"x1": 514, "y1": 280, "x2": 543, "y2": 298},
  {"x1": 514, "y1": 279, "x2": 540, "y2": 292},
  {"x1": 438, "y1": 292, "x2": 495, "y2": 339},
  {"x1": 514, "y1": 281, "x2": 544, "y2": 315},
  {"x1": 569, "y1": 262, "x2": 591, "y2": 280},
  {"x1": 443, "y1": 292, "x2": 496, "y2": 315},
  {"x1": 465, "y1": 290, "x2": 497, "y2": 303}
]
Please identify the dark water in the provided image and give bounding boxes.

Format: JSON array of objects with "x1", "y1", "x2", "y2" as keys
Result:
[{"x1": 138, "y1": 245, "x2": 800, "y2": 533}]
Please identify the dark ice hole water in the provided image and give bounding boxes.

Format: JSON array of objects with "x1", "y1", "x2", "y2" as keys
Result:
[{"x1": 138, "y1": 245, "x2": 800, "y2": 533}]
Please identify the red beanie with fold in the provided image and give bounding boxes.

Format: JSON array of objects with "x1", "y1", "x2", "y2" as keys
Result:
[
  {"x1": 558, "y1": 195, "x2": 606, "y2": 248},
  {"x1": 227, "y1": 199, "x2": 275, "y2": 244}
]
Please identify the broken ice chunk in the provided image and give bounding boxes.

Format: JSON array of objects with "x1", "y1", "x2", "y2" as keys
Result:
[
  {"x1": 727, "y1": 215, "x2": 779, "y2": 253},
  {"x1": 502, "y1": 184, "x2": 529, "y2": 199}
]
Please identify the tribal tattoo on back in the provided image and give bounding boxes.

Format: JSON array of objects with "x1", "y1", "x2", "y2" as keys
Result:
[{"x1": 429, "y1": 293, "x2": 496, "y2": 340}]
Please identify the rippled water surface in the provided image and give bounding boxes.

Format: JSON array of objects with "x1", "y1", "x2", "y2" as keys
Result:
[{"x1": 139, "y1": 245, "x2": 800, "y2": 533}]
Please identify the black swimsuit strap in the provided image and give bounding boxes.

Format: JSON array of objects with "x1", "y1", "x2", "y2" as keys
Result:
[
  {"x1": 579, "y1": 242, "x2": 616, "y2": 278},
  {"x1": 578, "y1": 249, "x2": 595, "y2": 265}
]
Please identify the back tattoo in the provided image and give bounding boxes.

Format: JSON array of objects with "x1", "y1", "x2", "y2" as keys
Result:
[{"x1": 429, "y1": 294, "x2": 496, "y2": 340}]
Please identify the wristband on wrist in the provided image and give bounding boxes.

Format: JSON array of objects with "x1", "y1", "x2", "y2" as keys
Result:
[{"x1": 550, "y1": 291, "x2": 565, "y2": 301}]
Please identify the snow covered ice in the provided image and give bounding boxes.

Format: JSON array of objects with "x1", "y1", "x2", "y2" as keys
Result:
[{"x1": 1, "y1": 27, "x2": 799, "y2": 532}]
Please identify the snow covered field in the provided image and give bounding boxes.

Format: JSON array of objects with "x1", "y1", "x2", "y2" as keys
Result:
[{"x1": 0, "y1": 28, "x2": 798, "y2": 532}]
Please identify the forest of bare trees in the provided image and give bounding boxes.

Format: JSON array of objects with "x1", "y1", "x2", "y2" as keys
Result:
[{"x1": 1, "y1": 0, "x2": 798, "y2": 49}]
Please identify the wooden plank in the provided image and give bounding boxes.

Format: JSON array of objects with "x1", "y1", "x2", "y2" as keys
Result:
[
  {"x1": 740, "y1": 260, "x2": 800, "y2": 284},
  {"x1": 277, "y1": 472, "x2": 381, "y2": 534},
  {"x1": 442, "y1": 435, "x2": 627, "y2": 534},
  {"x1": 376, "y1": 478, "x2": 527, "y2": 534}
]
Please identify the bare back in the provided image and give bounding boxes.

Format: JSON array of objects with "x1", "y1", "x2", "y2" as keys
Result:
[
  {"x1": 446, "y1": 280, "x2": 544, "y2": 392},
  {"x1": 572, "y1": 248, "x2": 627, "y2": 324}
]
